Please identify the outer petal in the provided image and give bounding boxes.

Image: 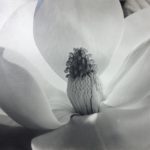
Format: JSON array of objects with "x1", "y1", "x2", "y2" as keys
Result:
[
  {"x1": 101, "y1": 8, "x2": 150, "y2": 96},
  {"x1": 104, "y1": 38, "x2": 150, "y2": 107},
  {"x1": 32, "y1": 104, "x2": 150, "y2": 150},
  {"x1": 0, "y1": 0, "x2": 29, "y2": 29},
  {"x1": 0, "y1": 0, "x2": 66, "y2": 92},
  {"x1": 34, "y1": 0, "x2": 124, "y2": 80},
  {"x1": 118, "y1": 91, "x2": 150, "y2": 110},
  {"x1": 0, "y1": 48, "x2": 73, "y2": 130},
  {"x1": 0, "y1": 0, "x2": 29, "y2": 116}
]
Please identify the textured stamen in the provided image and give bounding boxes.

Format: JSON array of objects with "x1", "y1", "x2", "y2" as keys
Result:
[
  {"x1": 65, "y1": 48, "x2": 97, "y2": 79},
  {"x1": 65, "y1": 48, "x2": 104, "y2": 115}
]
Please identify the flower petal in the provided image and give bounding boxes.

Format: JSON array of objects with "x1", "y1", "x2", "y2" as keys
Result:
[
  {"x1": 32, "y1": 106, "x2": 150, "y2": 150},
  {"x1": 118, "y1": 91, "x2": 150, "y2": 110},
  {"x1": 34, "y1": 0, "x2": 124, "y2": 80},
  {"x1": 32, "y1": 114, "x2": 105, "y2": 150},
  {"x1": 0, "y1": 0, "x2": 28, "y2": 30},
  {"x1": 0, "y1": 48, "x2": 73, "y2": 130},
  {"x1": 0, "y1": 0, "x2": 66, "y2": 92},
  {"x1": 104, "y1": 38, "x2": 150, "y2": 107},
  {"x1": 102, "y1": 8, "x2": 150, "y2": 96}
]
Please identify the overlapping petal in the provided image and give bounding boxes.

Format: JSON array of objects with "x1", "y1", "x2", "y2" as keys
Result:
[
  {"x1": 104, "y1": 38, "x2": 150, "y2": 107},
  {"x1": 32, "y1": 104, "x2": 150, "y2": 150},
  {"x1": 0, "y1": 0, "x2": 31, "y2": 117},
  {"x1": 0, "y1": 48, "x2": 73, "y2": 129},
  {"x1": 0, "y1": 1, "x2": 150, "y2": 149},
  {"x1": 102, "y1": 8, "x2": 150, "y2": 97},
  {"x1": 103, "y1": 9, "x2": 150, "y2": 107},
  {"x1": 0, "y1": 0, "x2": 66, "y2": 92},
  {"x1": 0, "y1": 0, "x2": 29, "y2": 29},
  {"x1": 34, "y1": 0, "x2": 124, "y2": 80},
  {"x1": 0, "y1": 0, "x2": 73, "y2": 127},
  {"x1": 98, "y1": 107, "x2": 150, "y2": 150}
]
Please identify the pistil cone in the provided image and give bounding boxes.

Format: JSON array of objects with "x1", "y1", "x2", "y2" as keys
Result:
[
  {"x1": 67, "y1": 74, "x2": 104, "y2": 115},
  {"x1": 65, "y1": 48, "x2": 104, "y2": 115}
]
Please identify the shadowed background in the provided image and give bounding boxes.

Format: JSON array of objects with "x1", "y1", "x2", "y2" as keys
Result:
[{"x1": 0, "y1": 115, "x2": 46, "y2": 150}]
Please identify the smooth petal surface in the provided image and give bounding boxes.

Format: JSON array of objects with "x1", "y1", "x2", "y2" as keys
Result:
[
  {"x1": 101, "y1": 8, "x2": 150, "y2": 95},
  {"x1": 32, "y1": 105, "x2": 150, "y2": 150},
  {"x1": 5, "y1": 49, "x2": 74, "y2": 125},
  {"x1": 0, "y1": 0, "x2": 29, "y2": 29},
  {"x1": 0, "y1": 49, "x2": 73, "y2": 130},
  {"x1": 104, "y1": 38, "x2": 150, "y2": 107},
  {"x1": 0, "y1": 0, "x2": 66, "y2": 92},
  {"x1": 32, "y1": 114, "x2": 106, "y2": 150},
  {"x1": 117, "y1": 91, "x2": 150, "y2": 110},
  {"x1": 34, "y1": 0, "x2": 124, "y2": 80}
]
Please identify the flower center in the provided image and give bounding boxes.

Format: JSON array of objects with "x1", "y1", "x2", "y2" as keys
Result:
[
  {"x1": 65, "y1": 48, "x2": 104, "y2": 115},
  {"x1": 65, "y1": 48, "x2": 97, "y2": 79}
]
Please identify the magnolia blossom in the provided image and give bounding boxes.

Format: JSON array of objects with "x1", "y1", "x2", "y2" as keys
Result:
[{"x1": 0, "y1": 0, "x2": 150, "y2": 150}]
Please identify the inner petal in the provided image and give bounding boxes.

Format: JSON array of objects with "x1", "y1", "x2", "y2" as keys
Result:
[
  {"x1": 34, "y1": 0, "x2": 124, "y2": 81},
  {"x1": 0, "y1": 0, "x2": 66, "y2": 92},
  {"x1": 105, "y1": 38, "x2": 150, "y2": 107},
  {"x1": 0, "y1": 49, "x2": 74, "y2": 129},
  {"x1": 102, "y1": 8, "x2": 150, "y2": 95}
]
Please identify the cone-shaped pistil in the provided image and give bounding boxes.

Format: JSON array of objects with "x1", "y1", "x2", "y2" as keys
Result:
[{"x1": 65, "y1": 48, "x2": 104, "y2": 115}]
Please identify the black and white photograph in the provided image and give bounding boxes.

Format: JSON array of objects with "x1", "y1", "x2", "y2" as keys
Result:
[{"x1": 0, "y1": 0, "x2": 150, "y2": 149}]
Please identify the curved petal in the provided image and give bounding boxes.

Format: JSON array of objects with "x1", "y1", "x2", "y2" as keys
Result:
[
  {"x1": 0, "y1": 0, "x2": 66, "y2": 92},
  {"x1": 0, "y1": 48, "x2": 73, "y2": 130},
  {"x1": 101, "y1": 8, "x2": 150, "y2": 95},
  {"x1": 32, "y1": 105, "x2": 150, "y2": 150},
  {"x1": 117, "y1": 91, "x2": 150, "y2": 110},
  {"x1": 0, "y1": 0, "x2": 29, "y2": 30},
  {"x1": 104, "y1": 38, "x2": 150, "y2": 107},
  {"x1": 32, "y1": 114, "x2": 105, "y2": 150},
  {"x1": 34, "y1": 0, "x2": 124, "y2": 80}
]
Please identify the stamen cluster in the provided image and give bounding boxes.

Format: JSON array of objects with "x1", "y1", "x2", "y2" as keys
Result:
[{"x1": 65, "y1": 48, "x2": 97, "y2": 79}]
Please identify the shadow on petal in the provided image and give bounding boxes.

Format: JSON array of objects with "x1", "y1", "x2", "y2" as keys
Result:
[
  {"x1": 0, "y1": 48, "x2": 73, "y2": 130},
  {"x1": 32, "y1": 106, "x2": 150, "y2": 150},
  {"x1": 105, "y1": 38, "x2": 150, "y2": 107},
  {"x1": 0, "y1": 115, "x2": 45, "y2": 150},
  {"x1": 102, "y1": 8, "x2": 150, "y2": 92},
  {"x1": 32, "y1": 114, "x2": 106, "y2": 150},
  {"x1": 0, "y1": 0, "x2": 66, "y2": 92}
]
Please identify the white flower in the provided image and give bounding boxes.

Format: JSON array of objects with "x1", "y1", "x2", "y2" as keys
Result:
[{"x1": 0, "y1": 0, "x2": 150, "y2": 149}]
